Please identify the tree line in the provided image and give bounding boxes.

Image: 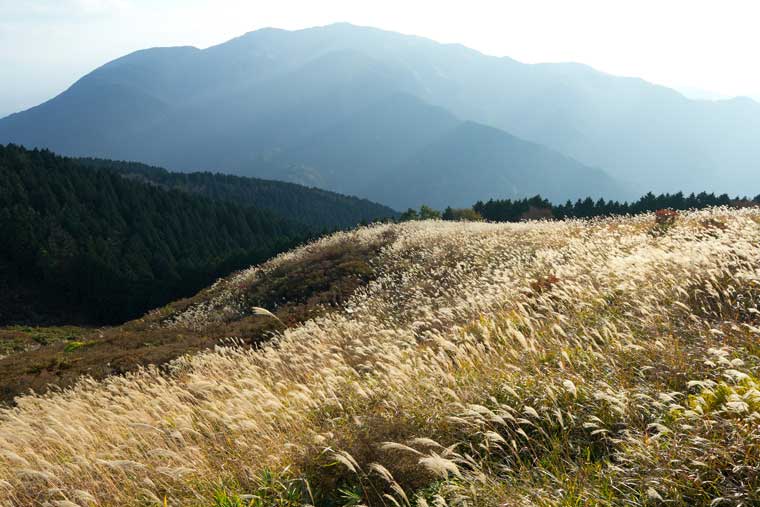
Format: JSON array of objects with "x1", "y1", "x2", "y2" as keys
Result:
[{"x1": 399, "y1": 191, "x2": 759, "y2": 223}]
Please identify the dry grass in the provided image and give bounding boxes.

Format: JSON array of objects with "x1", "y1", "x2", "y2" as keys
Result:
[
  {"x1": 0, "y1": 228, "x2": 390, "y2": 402},
  {"x1": 1, "y1": 208, "x2": 760, "y2": 506}
]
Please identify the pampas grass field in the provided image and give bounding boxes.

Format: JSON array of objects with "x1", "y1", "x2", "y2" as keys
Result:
[{"x1": 2, "y1": 208, "x2": 760, "y2": 506}]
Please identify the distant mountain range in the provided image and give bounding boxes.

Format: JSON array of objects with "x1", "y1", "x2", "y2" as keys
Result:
[{"x1": 2, "y1": 23, "x2": 759, "y2": 206}]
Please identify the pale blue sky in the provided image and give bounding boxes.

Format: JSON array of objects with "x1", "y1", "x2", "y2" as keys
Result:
[{"x1": 2, "y1": 0, "x2": 760, "y2": 117}]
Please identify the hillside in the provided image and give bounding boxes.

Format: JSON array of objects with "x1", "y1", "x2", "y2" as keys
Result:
[
  {"x1": 0, "y1": 26, "x2": 630, "y2": 207},
  {"x1": 233, "y1": 23, "x2": 759, "y2": 195},
  {"x1": 1, "y1": 208, "x2": 759, "y2": 505},
  {"x1": 78, "y1": 157, "x2": 397, "y2": 229},
  {"x1": 271, "y1": 94, "x2": 621, "y2": 208},
  {"x1": 2, "y1": 24, "x2": 760, "y2": 199},
  {"x1": 0, "y1": 226, "x2": 394, "y2": 401},
  {"x1": 0, "y1": 145, "x2": 307, "y2": 325},
  {"x1": 370, "y1": 120, "x2": 619, "y2": 209}
]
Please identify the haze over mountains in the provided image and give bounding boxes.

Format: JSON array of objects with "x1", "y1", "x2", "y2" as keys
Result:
[{"x1": 2, "y1": 23, "x2": 759, "y2": 207}]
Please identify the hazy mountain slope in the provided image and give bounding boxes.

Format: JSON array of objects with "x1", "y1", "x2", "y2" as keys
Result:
[
  {"x1": 250, "y1": 92, "x2": 624, "y2": 207},
  {"x1": 0, "y1": 45, "x2": 417, "y2": 169},
  {"x1": 264, "y1": 93, "x2": 461, "y2": 195},
  {"x1": 0, "y1": 78, "x2": 170, "y2": 160},
  {"x1": 154, "y1": 23, "x2": 753, "y2": 194},
  {"x1": 78, "y1": 158, "x2": 398, "y2": 229},
  {"x1": 120, "y1": 49, "x2": 423, "y2": 172},
  {"x1": 221, "y1": 23, "x2": 760, "y2": 194},
  {"x1": 370, "y1": 120, "x2": 622, "y2": 209},
  {"x1": 11, "y1": 23, "x2": 756, "y2": 201},
  {"x1": 0, "y1": 25, "x2": 629, "y2": 206},
  {"x1": 256, "y1": 24, "x2": 760, "y2": 194}
]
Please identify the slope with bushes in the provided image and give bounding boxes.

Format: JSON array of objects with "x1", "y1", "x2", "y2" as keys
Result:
[
  {"x1": 1, "y1": 208, "x2": 760, "y2": 506},
  {"x1": 0, "y1": 226, "x2": 395, "y2": 401}
]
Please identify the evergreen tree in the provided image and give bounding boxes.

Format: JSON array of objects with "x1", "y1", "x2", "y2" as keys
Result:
[
  {"x1": 471, "y1": 190, "x2": 756, "y2": 223},
  {"x1": 0, "y1": 144, "x2": 308, "y2": 325}
]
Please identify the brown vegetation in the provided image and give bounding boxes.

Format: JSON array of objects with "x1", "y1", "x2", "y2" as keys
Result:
[
  {"x1": 0, "y1": 228, "x2": 394, "y2": 402},
  {"x1": 1, "y1": 210, "x2": 760, "y2": 506}
]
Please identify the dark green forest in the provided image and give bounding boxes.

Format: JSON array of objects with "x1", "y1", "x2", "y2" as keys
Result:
[
  {"x1": 0, "y1": 145, "x2": 308, "y2": 325},
  {"x1": 397, "y1": 191, "x2": 759, "y2": 223},
  {"x1": 77, "y1": 158, "x2": 398, "y2": 230},
  {"x1": 469, "y1": 192, "x2": 759, "y2": 222}
]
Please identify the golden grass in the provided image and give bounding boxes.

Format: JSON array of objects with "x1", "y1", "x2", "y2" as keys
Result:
[{"x1": 1, "y1": 208, "x2": 760, "y2": 506}]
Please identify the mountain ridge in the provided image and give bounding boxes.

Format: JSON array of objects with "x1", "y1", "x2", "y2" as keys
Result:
[
  {"x1": 0, "y1": 23, "x2": 632, "y2": 207},
  {"x1": 77, "y1": 155, "x2": 398, "y2": 229},
  {"x1": 2, "y1": 22, "x2": 758, "y2": 202}
]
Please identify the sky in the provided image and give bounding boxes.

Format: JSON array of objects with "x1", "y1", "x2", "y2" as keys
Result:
[{"x1": 2, "y1": 0, "x2": 760, "y2": 117}]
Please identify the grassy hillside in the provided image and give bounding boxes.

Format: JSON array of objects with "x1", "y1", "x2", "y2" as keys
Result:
[
  {"x1": 1, "y1": 209, "x2": 760, "y2": 506},
  {"x1": 0, "y1": 325, "x2": 89, "y2": 359},
  {"x1": 0, "y1": 227, "x2": 394, "y2": 401}
]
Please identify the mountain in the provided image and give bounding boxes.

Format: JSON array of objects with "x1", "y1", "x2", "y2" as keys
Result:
[
  {"x1": 677, "y1": 86, "x2": 732, "y2": 101},
  {"x1": 261, "y1": 24, "x2": 759, "y2": 195},
  {"x1": 0, "y1": 144, "x2": 308, "y2": 325},
  {"x1": 5, "y1": 23, "x2": 758, "y2": 202},
  {"x1": 77, "y1": 158, "x2": 397, "y2": 229},
  {"x1": 0, "y1": 24, "x2": 630, "y2": 208},
  {"x1": 370, "y1": 119, "x2": 620, "y2": 209},
  {"x1": 256, "y1": 93, "x2": 621, "y2": 208}
]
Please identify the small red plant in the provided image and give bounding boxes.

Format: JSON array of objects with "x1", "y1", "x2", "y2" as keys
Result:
[
  {"x1": 654, "y1": 209, "x2": 678, "y2": 227},
  {"x1": 531, "y1": 274, "x2": 560, "y2": 294}
]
